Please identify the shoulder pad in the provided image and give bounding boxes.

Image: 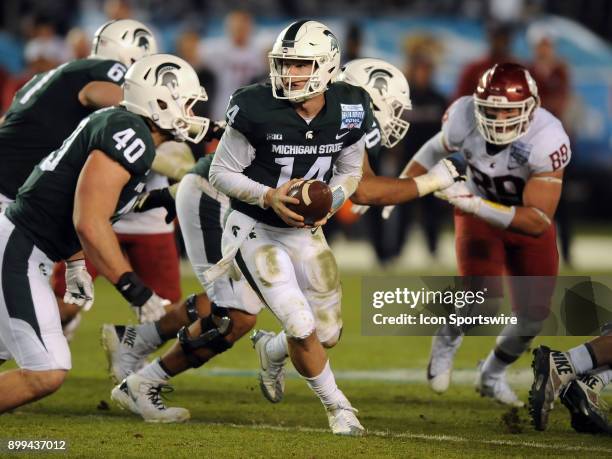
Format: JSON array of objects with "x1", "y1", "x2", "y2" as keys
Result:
[{"x1": 441, "y1": 96, "x2": 475, "y2": 151}]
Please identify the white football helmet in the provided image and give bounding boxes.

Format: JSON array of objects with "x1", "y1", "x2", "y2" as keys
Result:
[
  {"x1": 121, "y1": 54, "x2": 210, "y2": 144},
  {"x1": 338, "y1": 58, "x2": 412, "y2": 148},
  {"x1": 90, "y1": 19, "x2": 157, "y2": 67},
  {"x1": 269, "y1": 20, "x2": 341, "y2": 102}
]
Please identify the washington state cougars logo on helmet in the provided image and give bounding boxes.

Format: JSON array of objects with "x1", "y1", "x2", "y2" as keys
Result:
[{"x1": 366, "y1": 68, "x2": 393, "y2": 96}]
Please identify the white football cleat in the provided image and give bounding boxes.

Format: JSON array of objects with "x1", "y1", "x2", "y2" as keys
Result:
[
  {"x1": 427, "y1": 331, "x2": 463, "y2": 393},
  {"x1": 101, "y1": 324, "x2": 147, "y2": 384},
  {"x1": 476, "y1": 362, "x2": 524, "y2": 408},
  {"x1": 251, "y1": 330, "x2": 285, "y2": 403},
  {"x1": 325, "y1": 402, "x2": 365, "y2": 437},
  {"x1": 111, "y1": 374, "x2": 190, "y2": 423}
]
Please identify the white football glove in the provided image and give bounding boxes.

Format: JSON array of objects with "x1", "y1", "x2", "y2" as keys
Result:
[
  {"x1": 132, "y1": 293, "x2": 170, "y2": 323},
  {"x1": 350, "y1": 204, "x2": 370, "y2": 215},
  {"x1": 64, "y1": 259, "x2": 94, "y2": 311},
  {"x1": 413, "y1": 157, "x2": 462, "y2": 197},
  {"x1": 381, "y1": 205, "x2": 395, "y2": 220}
]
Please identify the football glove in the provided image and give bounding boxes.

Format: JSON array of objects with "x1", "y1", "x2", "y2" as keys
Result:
[
  {"x1": 115, "y1": 272, "x2": 169, "y2": 323},
  {"x1": 435, "y1": 182, "x2": 515, "y2": 229},
  {"x1": 133, "y1": 187, "x2": 176, "y2": 223},
  {"x1": 64, "y1": 259, "x2": 94, "y2": 311}
]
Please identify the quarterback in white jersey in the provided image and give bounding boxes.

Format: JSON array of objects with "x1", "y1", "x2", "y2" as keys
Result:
[{"x1": 392, "y1": 63, "x2": 571, "y2": 407}]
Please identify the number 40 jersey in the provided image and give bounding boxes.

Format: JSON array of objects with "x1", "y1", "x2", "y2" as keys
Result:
[
  {"x1": 6, "y1": 107, "x2": 155, "y2": 261},
  {"x1": 443, "y1": 96, "x2": 571, "y2": 206}
]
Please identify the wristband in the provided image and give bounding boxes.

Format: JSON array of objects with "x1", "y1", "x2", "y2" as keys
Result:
[
  {"x1": 413, "y1": 173, "x2": 439, "y2": 197},
  {"x1": 115, "y1": 272, "x2": 152, "y2": 307},
  {"x1": 476, "y1": 200, "x2": 516, "y2": 229}
]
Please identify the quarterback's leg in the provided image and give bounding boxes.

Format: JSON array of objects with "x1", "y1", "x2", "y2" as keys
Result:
[
  {"x1": 238, "y1": 224, "x2": 363, "y2": 436},
  {"x1": 429, "y1": 210, "x2": 505, "y2": 394},
  {"x1": 0, "y1": 216, "x2": 71, "y2": 412}
]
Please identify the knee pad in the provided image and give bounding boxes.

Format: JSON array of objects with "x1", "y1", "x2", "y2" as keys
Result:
[
  {"x1": 178, "y1": 304, "x2": 233, "y2": 368},
  {"x1": 304, "y1": 248, "x2": 339, "y2": 294},
  {"x1": 283, "y1": 308, "x2": 315, "y2": 340},
  {"x1": 321, "y1": 327, "x2": 342, "y2": 348},
  {"x1": 254, "y1": 245, "x2": 290, "y2": 287},
  {"x1": 184, "y1": 294, "x2": 199, "y2": 323}
]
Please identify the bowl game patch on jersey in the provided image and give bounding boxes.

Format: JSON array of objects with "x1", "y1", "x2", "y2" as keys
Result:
[{"x1": 340, "y1": 103, "x2": 365, "y2": 129}]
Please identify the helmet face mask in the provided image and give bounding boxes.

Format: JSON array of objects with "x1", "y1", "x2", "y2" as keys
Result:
[
  {"x1": 90, "y1": 19, "x2": 157, "y2": 67},
  {"x1": 473, "y1": 63, "x2": 540, "y2": 145},
  {"x1": 269, "y1": 20, "x2": 340, "y2": 102},
  {"x1": 121, "y1": 55, "x2": 210, "y2": 144},
  {"x1": 338, "y1": 58, "x2": 412, "y2": 148}
]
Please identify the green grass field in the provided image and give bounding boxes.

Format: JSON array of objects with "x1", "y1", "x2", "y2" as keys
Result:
[{"x1": 2, "y1": 273, "x2": 612, "y2": 458}]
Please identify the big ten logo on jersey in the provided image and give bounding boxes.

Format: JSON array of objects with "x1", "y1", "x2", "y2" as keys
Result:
[
  {"x1": 340, "y1": 103, "x2": 364, "y2": 129},
  {"x1": 549, "y1": 144, "x2": 569, "y2": 171}
]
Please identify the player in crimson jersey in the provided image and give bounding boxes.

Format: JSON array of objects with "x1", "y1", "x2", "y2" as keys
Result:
[{"x1": 385, "y1": 63, "x2": 570, "y2": 407}]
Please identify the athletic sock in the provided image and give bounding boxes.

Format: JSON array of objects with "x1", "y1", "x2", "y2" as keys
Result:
[
  {"x1": 130, "y1": 322, "x2": 163, "y2": 355},
  {"x1": 568, "y1": 344, "x2": 595, "y2": 374},
  {"x1": 481, "y1": 349, "x2": 509, "y2": 378},
  {"x1": 304, "y1": 360, "x2": 348, "y2": 408},
  {"x1": 138, "y1": 358, "x2": 170, "y2": 381},
  {"x1": 265, "y1": 331, "x2": 288, "y2": 363}
]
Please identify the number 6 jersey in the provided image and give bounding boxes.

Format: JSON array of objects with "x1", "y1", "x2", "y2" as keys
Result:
[
  {"x1": 6, "y1": 107, "x2": 155, "y2": 261},
  {"x1": 443, "y1": 96, "x2": 571, "y2": 206}
]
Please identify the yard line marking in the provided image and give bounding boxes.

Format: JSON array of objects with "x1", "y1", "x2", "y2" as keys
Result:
[
  {"x1": 195, "y1": 367, "x2": 535, "y2": 386},
  {"x1": 205, "y1": 422, "x2": 612, "y2": 453}
]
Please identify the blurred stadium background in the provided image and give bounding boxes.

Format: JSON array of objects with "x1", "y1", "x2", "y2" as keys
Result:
[{"x1": 0, "y1": 0, "x2": 610, "y2": 274}]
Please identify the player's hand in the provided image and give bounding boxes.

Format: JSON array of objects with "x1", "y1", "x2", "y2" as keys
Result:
[
  {"x1": 264, "y1": 178, "x2": 305, "y2": 227},
  {"x1": 115, "y1": 272, "x2": 168, "y2": 323},
  {"x1": 350, "y1": 204, "x2": 370, "y2": 215},
  {"x1": 132, "y1": 293, "x2": 170, "y2": 323},
  {"x1": 434, "y1": 181, "x2": 480, "y2": 214},
  {"x1": 64, "y1": 259, "x2": 94, "y2": 311},
  {"x1": 133, "y1": 188, "x2": 176, "y2": 223},
  {"x1": 203, "y1": 120, "x2": 226, "y2": 142}
]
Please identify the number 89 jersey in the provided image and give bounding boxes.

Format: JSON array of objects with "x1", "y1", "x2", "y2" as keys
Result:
[
  {"x1": 6, "y1": 107, "x2": 155, "y2": 261},
  {"x1": 443, "y1": 96, "x2": 571, "y2": 206}
]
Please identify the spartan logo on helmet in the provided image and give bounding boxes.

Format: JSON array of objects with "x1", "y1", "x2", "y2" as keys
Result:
[
  {"x1": 153, "y1": 62, "x2": 181, "y2": 89},
  {"x1": 323, "y1": 29, "x2": 339, "y2": 54},
  {"x1": 366, "y1": 68, "x2": 393, "y2": 96},
  {"x1": 133, "y1": 28, "x2": 152, "y2": 51}
]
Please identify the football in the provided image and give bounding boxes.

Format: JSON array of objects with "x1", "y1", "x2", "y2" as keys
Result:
[{"x1": 286, "y1": 179, "x2": 333, "y2": 225}]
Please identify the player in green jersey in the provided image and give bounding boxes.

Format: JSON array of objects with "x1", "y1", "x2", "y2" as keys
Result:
[
  {"x1": 0, "y1": 53, "x2": 209, "y2": 413},
  {"x1": 105, "y1": 53, "x2": 461, "y2": 425}
]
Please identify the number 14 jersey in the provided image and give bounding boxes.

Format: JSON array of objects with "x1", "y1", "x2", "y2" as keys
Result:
[{"x1": 443, "y1": 96, "x2": 571, "y2": 206}]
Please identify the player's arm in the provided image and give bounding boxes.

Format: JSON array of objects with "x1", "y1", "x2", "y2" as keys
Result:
[
  {"x1": 327, "y1": 136, "x2": 365, "y2": 215},
  {"x1": 73, "y1": 150, "x2": 132, "y2": 282},
  {"x1": 209, "y1": 125, "x2": 304, "y2": 226},
  {"x1": 78, "y1": 81, "x2": 122, "y2": 109},
  {"x1": 510, "y1": 170, "x2": 563, "y2": 235}
]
